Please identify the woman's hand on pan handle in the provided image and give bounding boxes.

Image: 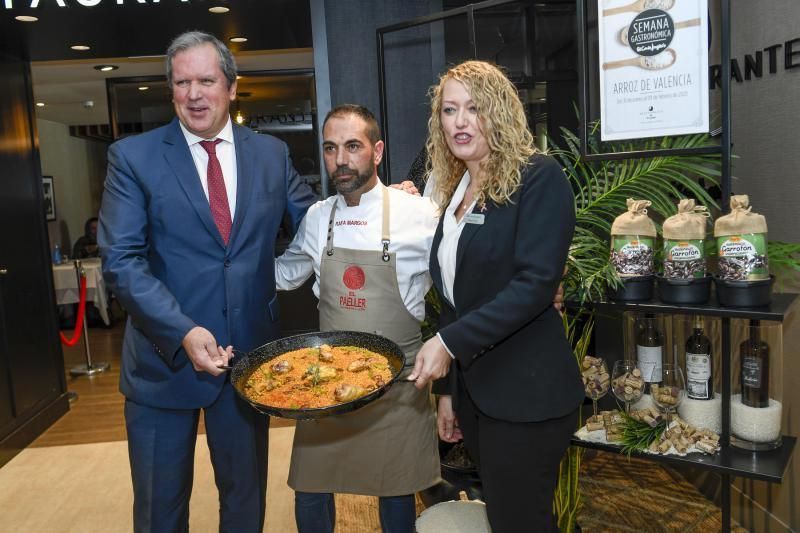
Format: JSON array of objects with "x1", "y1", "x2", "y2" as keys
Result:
[
  {"x1": 408, "y1": 335, "x2": 452, "y2": 389},
  {"x1": 437, "y1": 395, "x2": 462, "y2": 443}
]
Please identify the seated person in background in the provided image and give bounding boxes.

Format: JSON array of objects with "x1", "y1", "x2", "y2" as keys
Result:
[{"x1": 72, "y1": 217, "x2": 99, "y2": 258}]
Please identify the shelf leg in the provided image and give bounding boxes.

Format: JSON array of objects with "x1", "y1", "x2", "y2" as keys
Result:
[
  {"x1": 721, "y1": 473, "x2": 731, "y2": 532},
  {"x1": 721, "y1": 317, "x2": 730, "y2": 447}
]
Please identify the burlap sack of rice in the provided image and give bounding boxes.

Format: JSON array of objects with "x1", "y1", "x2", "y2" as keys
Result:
[
  {"x1": 714, "y1": 195, "x2": 769, "y2": 280},
  {"x1": 610, "y1": 199, "x2": 657, "y2": 277},
  {"x1": 662, "y1": 199, "x2": 709, "y2": 279}
]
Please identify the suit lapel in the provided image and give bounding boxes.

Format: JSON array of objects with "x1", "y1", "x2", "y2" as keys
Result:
[
  {"x1": 431, "y1": 217, "x2": 445, "y2": 299},
  {"x1": 230, "y1": 124, "x2": 254, "y2": 247},
  {"x1": 454, "y1": 202, "x2": 491, "y2": 279},
  {"x1": 162, "y1": 119, "x2": 226, "y2": 249}
]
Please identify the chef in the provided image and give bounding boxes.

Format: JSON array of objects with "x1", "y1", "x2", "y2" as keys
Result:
[{"x1": 275, "y1": 104, "x2": 440, "y2": 533}]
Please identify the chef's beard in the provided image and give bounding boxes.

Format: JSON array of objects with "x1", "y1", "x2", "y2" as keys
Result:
[{"x1": 330, "y1": 162, "x2": 374, "y2": 194}]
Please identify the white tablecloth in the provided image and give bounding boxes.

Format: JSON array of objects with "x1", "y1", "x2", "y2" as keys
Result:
[{"x1": 53, "y1": 258, "x2": 110, "y2": 326}]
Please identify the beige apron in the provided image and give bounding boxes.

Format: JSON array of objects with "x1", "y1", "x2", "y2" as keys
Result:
[{"x1": 288, "y1": 187, "x2": 440, "y2": 496}]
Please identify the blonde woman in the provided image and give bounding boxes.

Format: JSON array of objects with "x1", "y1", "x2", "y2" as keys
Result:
[{"x1": 409, "y1": 60, "x2": 582, "y2": 532}]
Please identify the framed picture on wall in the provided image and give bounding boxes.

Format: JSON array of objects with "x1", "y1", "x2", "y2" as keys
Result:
[{"x1": 42, "y1": 175, "x2": 56, "y2": 221}]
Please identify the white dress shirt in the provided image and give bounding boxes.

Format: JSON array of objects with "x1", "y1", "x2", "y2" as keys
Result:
[
  {"x1": 275, "y1": 182, "x2": 438, "y2": 321},
  {"x1": 179, "y1": 117, "x2": 238, "y2": 218},
  {"x1": 437, "y1": 171, "x2": 475, "y2": 309}
]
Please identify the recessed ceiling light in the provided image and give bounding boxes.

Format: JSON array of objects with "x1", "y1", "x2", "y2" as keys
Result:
[
  {"x1": 138, "y1": 86, "x2": 149, "y2": 91},
  {"x1": 71, "y1": 45, "x2": 91, "y2": 51},
  {"x1": 209, "y1": 6, "x2": 229, "y2": 14},
  {"x1": 36, "y1": 102, "x2": 45, "y2": 107},
  {"x1": 94, "y1": 65, "x2": 119, "y2": 72},
  {"x1": 15, "y1": 15, "x2": 38, "y2": 22},
  {"x1": 230, "y1": 37, "x2": 248, "y2": 43}
]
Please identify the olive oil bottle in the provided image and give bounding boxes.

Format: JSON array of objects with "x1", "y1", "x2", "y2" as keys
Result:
[
  {"x1": 636, "y1": 313, "x2": 663, "y2": 392},
  {"x1": 740, "y1": 321, "x2": 770, "y2": 408},
  {"x1": 685, "y1": 316, "x2": 713, "y2": 400}
]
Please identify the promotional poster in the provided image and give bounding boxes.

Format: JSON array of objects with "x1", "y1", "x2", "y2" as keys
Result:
[{"x1": 598, "y1": 0, "x2": 709, "y2": 141}]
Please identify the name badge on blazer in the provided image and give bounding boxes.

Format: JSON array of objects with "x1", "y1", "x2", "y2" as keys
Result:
[{"x1": 464, "y1": 213, "x2": 485, "y2": 225}]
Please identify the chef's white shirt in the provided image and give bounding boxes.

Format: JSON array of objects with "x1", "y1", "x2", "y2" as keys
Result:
[
  {"x1": 275, "y1": 181, "x2": 438, "y2": 321},
  {"x1": 180, "y1": 117, "x2": 238, "y2": 217}
]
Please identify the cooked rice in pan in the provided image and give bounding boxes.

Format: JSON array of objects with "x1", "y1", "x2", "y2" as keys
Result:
[{"x1": 242, "y1": 345, "x2": 394, "y2": 409}]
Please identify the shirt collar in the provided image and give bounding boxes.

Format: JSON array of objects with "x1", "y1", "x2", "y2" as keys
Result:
[
  {"x1": 179, "y1": 116, "x2": 234, "y2": 147},
  {"x1": 335, "y1": 179, "x2": 384, "y2": 209},
  {"x1": 445, "y1": 171, "x2": 472, "y2": 214}
]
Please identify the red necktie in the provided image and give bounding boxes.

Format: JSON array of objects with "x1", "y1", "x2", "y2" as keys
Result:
[{"x1": 199, "y1": 139, "x2": 232, "y2": 245}]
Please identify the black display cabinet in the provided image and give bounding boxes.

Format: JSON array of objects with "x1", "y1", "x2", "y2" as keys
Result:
[{"x1": 568, "y1": 294, "x2": 797, "y2": 531}]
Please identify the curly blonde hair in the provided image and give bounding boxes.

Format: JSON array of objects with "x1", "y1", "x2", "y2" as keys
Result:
[{"x1": 426, "y1": 60, "x2": 536, "y2": 209}]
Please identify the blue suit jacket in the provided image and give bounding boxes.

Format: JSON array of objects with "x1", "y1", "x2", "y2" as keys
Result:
[{"x1": 99, "y1": 119, "x2": 315, "y2": 409}]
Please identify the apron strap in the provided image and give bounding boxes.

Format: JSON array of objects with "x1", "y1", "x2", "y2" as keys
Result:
[
  {"x1": 326, "y1": 197, "x2": 338, "y2": 256},
  {"x1": 325, "y1": 186, "x2": 392, "y2": 261},
  {"x1": 381, "y1": 186, "x2": 390, "y2": 262}
]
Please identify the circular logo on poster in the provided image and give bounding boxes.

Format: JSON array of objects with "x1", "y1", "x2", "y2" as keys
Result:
[
  {"x1": 343, "y1": 265, "x2": 366, "y2": 290},
  {"x1": 627, "y1": 9, "x2": 675, "y2": 57}
]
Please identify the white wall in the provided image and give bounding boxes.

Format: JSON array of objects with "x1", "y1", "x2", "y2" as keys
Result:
[
  {"x1": 710, "y1": 0, "x2": 800, "y2": 243},
  {"x1": 37, "y1": 119, "x2": 107, "y2": 256}
]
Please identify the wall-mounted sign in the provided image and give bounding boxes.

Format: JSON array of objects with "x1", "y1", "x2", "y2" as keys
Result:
[
  {"x1": 3, "y1": 0, "x2": 187, "y2": 8},
  {"x1": 598, "y1": 0, "x2": 709, "y2": 141},
  {"x1": 710, "y1": 37, "x2": 800, "y2": 89}
]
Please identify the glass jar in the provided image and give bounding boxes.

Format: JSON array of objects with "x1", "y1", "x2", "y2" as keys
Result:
[
  {"x1": 611, "y1": 235, "x2": 655, "y2": 278},
  {"x1": 663, "y1": 238, "x2": 706, "y2": 279},
  {"x1": 716, "y1": 232, "x2": 769, "y2": 281}
]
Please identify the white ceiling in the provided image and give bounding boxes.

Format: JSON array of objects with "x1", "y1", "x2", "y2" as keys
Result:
[{"x1": 32, "y1": 48, "x2": 315, "y2": 126}]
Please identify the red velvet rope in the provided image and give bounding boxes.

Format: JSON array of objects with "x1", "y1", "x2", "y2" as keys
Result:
[{"x1": 60, "y1": 274, "x2": 87, "y2": 347}]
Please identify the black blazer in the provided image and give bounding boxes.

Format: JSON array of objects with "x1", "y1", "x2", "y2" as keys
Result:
[{"x1": 431, "y1": 154, "x2": 583, "y2": 423}]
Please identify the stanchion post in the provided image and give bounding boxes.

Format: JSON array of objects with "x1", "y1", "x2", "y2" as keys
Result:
[{"x1": 69, "y1": 259, "x2": 110, "y2": 377}]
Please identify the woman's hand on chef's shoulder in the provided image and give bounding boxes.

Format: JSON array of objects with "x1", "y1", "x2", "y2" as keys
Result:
[{"x1": 389, "y1": 180, "x2": 420, "y2": 196}]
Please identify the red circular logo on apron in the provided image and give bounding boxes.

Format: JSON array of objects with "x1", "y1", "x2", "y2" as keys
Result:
[{"x1": 343, "y1": 265, "x2": 366, "y2": 290}]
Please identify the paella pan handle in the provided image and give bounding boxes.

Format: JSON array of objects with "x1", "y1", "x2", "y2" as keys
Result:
[
  {"x1": 215, "y1": 348, "x2": 248, "y2": 371},
  {"x1": 396, "y1": 362, "x2": 419, "y2": 384}
]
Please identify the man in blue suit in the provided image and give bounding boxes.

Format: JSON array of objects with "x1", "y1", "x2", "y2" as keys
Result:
[{"x1": 98, "y1": 31, "x2": 315, "y2": 532}]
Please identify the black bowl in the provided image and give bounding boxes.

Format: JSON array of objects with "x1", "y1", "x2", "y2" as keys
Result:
[
  {"x1": 418, "y1": 440, "x2": 483, "y2": 508},
  {"x1": 608, "y1": 275, "x2": 654, "y2": 301},
  {"x1": 656, "y1": 274, "x2": 711, "y2": 305},
  {"x1": 713, "y1": 275, "x2": 774, "y2": 307}
]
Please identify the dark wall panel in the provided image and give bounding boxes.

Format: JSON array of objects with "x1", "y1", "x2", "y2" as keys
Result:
[
  {"x1": 0, "y1": 52, "x2": 66, "y2": 441},
  {"x1": 323, "y1": 0, "x2": 441, "y2": 181}
]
